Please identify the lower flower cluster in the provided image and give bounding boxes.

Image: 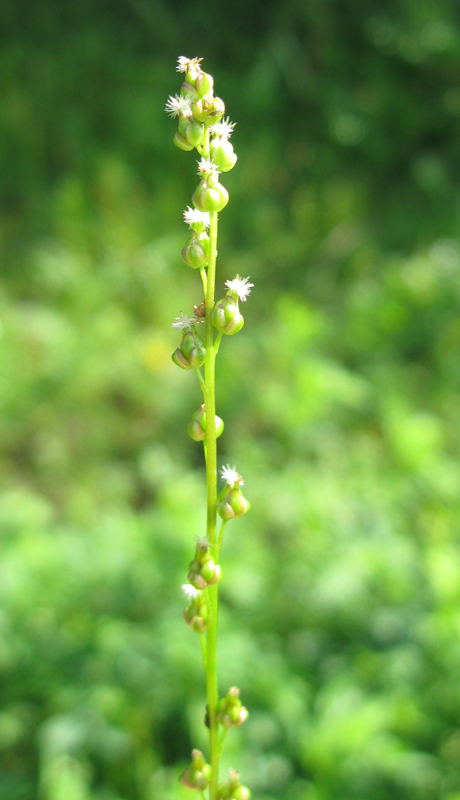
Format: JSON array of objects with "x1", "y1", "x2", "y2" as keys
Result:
[{"x1": 180, "y1": 757, "x2": 250, "y2": 799}]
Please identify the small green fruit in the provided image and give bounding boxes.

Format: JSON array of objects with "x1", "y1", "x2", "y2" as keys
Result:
[
  {"x1": 187, "y1": 405, "x2": 224, "y2": 441},
  {"x1": 210, "y1": 137, "x2": 237, "y2": 172},
  {"x1": 212, "y1": 296, "x2": 244, "y2": 335},
  {"x1": 193, "y1": 176, "x2": 229, "y2": 213},
  {"x1": 181, "y1": 229, "x2": 210, "y2": 269},
  {"x1": 172, "y1": 330, "x2": 206, "y2": 369}
]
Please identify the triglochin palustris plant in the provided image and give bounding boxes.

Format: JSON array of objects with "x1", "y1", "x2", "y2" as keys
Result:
[{"x1": 166, "y1": 56, "x2": 252, "y2": 800}]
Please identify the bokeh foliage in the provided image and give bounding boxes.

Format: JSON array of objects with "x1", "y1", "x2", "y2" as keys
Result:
[{"x1": 1, "y1": 1, "x2": 460, "y2": 798}]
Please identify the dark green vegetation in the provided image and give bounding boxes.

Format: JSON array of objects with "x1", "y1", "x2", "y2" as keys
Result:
[{"x1": 1, "y1": 1, "x2": 460, "y2": 798}]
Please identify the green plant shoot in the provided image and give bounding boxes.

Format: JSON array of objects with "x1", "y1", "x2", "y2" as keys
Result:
[{"x1": 166, "y1": 56, "x2": 253, "y2": 800}]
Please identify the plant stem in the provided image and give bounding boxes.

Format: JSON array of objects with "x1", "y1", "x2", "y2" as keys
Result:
[
  {"x1": 217, "y1": 726, "x2": 228, "y2": 751},
  {"x1": 204, "y1": 209, "x2": 220, "y2": 799},
  {"x1": 217, "y1": 520, "x2": 227, "y2": 559},
  {"x1": 200, "y1": 265, "x2": 207, "y2": 295},
  {"x1": 200, "y1": 632, "x2": 207, "y2": 670},
  {"x1": 195, "y1": 367, "x2": 206, "y2": 397},
  {"x1": 214, "y1": 330, "x2": 223, "y2": 355}
]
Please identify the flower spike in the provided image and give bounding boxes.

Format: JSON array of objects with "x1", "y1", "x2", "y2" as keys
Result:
[
  {"x1": 166, "y1": 56, "x2": 249, "y2": 796},
  {"x1": 225, "y1": 275, "x2": 254, "y2": 302}
]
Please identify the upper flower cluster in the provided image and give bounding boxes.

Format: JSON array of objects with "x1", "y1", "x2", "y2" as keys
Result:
[{"x1": 165, "y1": 56, "x2": 238, "y2": 174}]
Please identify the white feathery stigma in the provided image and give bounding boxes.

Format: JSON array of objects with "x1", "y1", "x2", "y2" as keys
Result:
[
  {"x1": 182, "y1": 584, "x2": 201, "y2": 600},
  {"x1": 210, "y1": 117, "x2": 236, "y2": 139},
  {"x1": 165, "y1": 93, "x2": 193, "y2": 118},
  {"x1": 183, "y1": 206, "x2": 210, "y2": 229},
  {"x1": 176, "y1": 56, "x2": 203, "y2": 73},
  {"x1": 197, "y1": 157, "x2": 219, "y2": 176},
  {"x1": 220, "y1": 464, "x2": 244, "y2": 486},
  {"x1": 225, "y1": 275, "x2": 254, "y2": 302},
  {"x1": 176, "y1": 56, "x2": 191, "y2": 73},
  {"x1": 195, "y1": 535, "x2": 209, "y2": 549},
  {"x1": 172, "y1": 312, "x2": 196, "y2": 330}
]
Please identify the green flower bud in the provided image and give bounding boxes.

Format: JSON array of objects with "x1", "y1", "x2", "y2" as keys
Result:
[
  {"x1": 205, "y1": 96, "x2": 225, "y2": 125},
  {"x1": 181, "y1": 229, "x2": 210, "y2": 269},
  {"x1": 195, "y1": 72, "x2": 214, "y2": 97},
  {"x1": 172, "y1": 330, "x2": 206, "y2": 370},
  {"x1": 193, "y1": 173, "x2": 229, "y2": 213},
  {"x1": 188, "y1": 540, "x2": 221, "y2": 589},
  {"x1": 176, "y1": 113, "x2": 205, "y2": 149},
  {"x1": 218, "y1": 770, "x2": 251, "y2": 800},
  {"x1": 187, "y1": 404, "x2": 224, "y2": 441},
  {"x1": 177, "y1": 114, "x2": 190, "y2": 137},
  {"x1": 210, "y1": 136, "x2": 238, "y2": 172},
  {"x1": 180, "y1": 80, "x2": 199, "y2": 99},
  {"x1": 234, "y1": 788, "x2": 251, "y2": 800},
  {"x1": 217, "y1": 687, "x2": 249, "y2": 728},
  {"x1": 184, "y1": 592, "x2": 208, "y2": 633},
  {"x1": 180, "y1": 749, "x2": 212, "y2": 791},
  {"x1": 187, "y1": 120, "x2": 205, "y2": 148},
  {"x1": 192, "y1": 96, "x2": 225, "y2": 125},
  {"x1": 184, "y1": 67, "x2": 199, "y2": 86},
  {"x1": 211, "y1": 295, "x2": 244, "y2": 335},
  {"x1": 174, "y1": 130, "x2": 194, "y2": 152},
  {"x1": 217, "y1": 484, "x2": 250, "y2": 520}
]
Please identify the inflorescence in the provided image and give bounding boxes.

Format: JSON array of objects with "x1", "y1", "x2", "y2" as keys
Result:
[{"x1": 166, "y1": 55, "x2": 252, "y2": 800}]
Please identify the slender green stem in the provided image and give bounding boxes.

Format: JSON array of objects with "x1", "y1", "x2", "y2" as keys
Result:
[
  {"x1": 200, "y1": 632, "x2": 207, "y2": 670},
  {"x1": 195, "y1": 367, "x2": 206, "y2": 397},
  {"x1": 203, "y1": 127, "x2": 210, "y2": 158},
  {"x1": 216, "y1": 520, "x2": 227, "y2": 560},
  {"x1": 197, "y1": 128, "x2": 209, "y2": 158},
  {"x1": 217, "y1": 726, "x2": 228, "y2": 751},
  {"x1": 214, "y1": 330, "x2": 223, "y2": 355},
  {"x1": 204, "y1": 210, "x2": 220, "y2": 800},
  {"x1": 200, "y1": 266, "x2": 208, "y2": 295}
]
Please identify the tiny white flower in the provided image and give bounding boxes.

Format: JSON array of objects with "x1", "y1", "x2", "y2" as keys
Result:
[
  {"x1": 195, "y1": 535, "x2": 209, "y2": 549},
  {"x1": 172, "y1": 312, "x2": 196, "y2": 330},
  {"x1": 210, "y1": 117, "x2": 236, "y2": 139},
  {"x1": 176, "y1": 56, "x2": 191, "y2": 73},
  {"x1": 197, "y1": 157, "x2": 219, "y2": 176},
  {"x1": 182, "y1": 583, "x2": 201, "y2": 600},
  {"x1": 176, "y1": 56, "x2": 202, "y2": 73},
  {"x1": 183, "y1": 206, "x2": 210, "y2": 229},
  {"x1": 220, "y1": 464, "x2": 243, "y2": 486},
  {"x1": 165, "y1": 93, "x2": 193, "y2": 118},
  {"x1": 224, "y1": 275, "x2": 254, "y2": 302}
]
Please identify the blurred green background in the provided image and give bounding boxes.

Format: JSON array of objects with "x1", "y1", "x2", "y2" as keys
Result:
[{"x1": 1, "y1": 1, "x2": 460, "y2": 798}]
